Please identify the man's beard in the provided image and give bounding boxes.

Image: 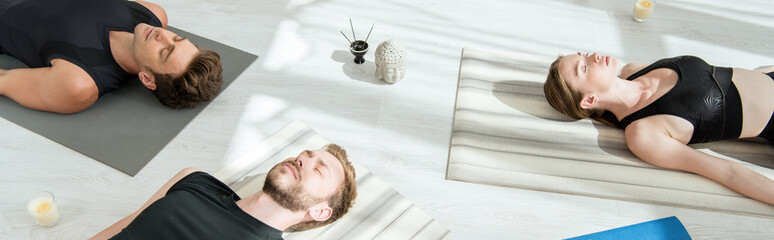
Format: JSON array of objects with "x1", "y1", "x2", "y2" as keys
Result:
[{"x1": 263, "y1": 161, "x2": 327, "y2": 212}]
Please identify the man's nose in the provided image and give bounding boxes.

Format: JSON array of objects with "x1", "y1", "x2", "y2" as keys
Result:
[{"x1": 156, "y1": 30, "x2": 172, "y2": 43}]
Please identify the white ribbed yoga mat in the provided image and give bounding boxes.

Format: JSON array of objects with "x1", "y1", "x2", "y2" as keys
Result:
[
  {"x1": 215, "y1": 120, "x2": 449, "y2": 239},
  {"x1": 447, "y1": 47, "x2": 774, "y2": 217}
]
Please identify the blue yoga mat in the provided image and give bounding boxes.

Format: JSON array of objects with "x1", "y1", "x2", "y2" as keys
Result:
[{"x1": 566, "y1": 216, "x2": 692, "y2": 240}]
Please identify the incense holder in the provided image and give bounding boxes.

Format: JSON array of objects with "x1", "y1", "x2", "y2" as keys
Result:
[
  {"x1": 350, "y1": 40, "x2": 369, "y2": 64},
  {"x1": 375, "y1": 39, "x2": 406, "y2": 84}
]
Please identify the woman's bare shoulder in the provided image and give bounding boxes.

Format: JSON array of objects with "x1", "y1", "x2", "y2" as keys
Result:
[
  {"x1": 625, "y1": 115, "x2": 694, "y2": 145},
  {"x1": 620, "y1": 63, "x2": 649, "y2": 79}
]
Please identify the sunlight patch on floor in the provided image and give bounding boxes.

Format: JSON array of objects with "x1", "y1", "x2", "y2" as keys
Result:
[
  {"x1": 662, "y1": 35, "x2": 774, "y2": 68},
  {"x1": 262, "y1": 20, "x2": 311, "y2": 72}
]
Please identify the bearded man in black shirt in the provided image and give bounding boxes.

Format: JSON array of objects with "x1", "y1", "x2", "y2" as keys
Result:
[{"x1": 90, "y1": 144, "x2": 357, "y2": 240}]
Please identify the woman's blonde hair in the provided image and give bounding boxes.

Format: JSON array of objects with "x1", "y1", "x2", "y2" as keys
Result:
[{"x1": 543, "y1": 55, "x2": 620, "y2": 127}]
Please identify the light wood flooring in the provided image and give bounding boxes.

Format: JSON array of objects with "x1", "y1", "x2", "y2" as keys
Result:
[{"x1": 2, "y1": 0, "x2": 774, "y2": 239}]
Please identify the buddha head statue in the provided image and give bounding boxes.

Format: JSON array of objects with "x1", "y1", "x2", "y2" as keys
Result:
[{"x1": 375, "y1": 39, "x2": 406, "y2": 84}]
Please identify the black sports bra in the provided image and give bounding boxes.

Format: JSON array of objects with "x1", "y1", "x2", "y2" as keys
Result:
[{"x1": 617, "y1": 56, "x2": 741, "y2": 144}]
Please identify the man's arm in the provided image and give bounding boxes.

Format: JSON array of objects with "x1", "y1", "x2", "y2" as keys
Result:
[
  {"x1": 0, "y1": 59, "x2": 98, "y2": 114},
  {"x1": 135, "y1": 1, "x2": 168, "y2": 28},
  {"x1": 89, "y1": 168, "x2": 203, "y2": 240}
]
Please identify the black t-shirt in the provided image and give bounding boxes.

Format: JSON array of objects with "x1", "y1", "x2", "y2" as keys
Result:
[
  {"x1": 0, "y1": 0, "x2": 161, "y2": 96},
  {"x1": 110, "y1": 172, "x2": 284, "y2": 240}
]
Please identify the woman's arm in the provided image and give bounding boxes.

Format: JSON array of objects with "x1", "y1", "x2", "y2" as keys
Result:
[
  {"x1": 755, "y1": 65, "x2": 774, "y2": 73},
  {"x1": 626, "y1": 118, "x2": 774, "y2": 206},
  {"x1": 89, "y1": 168, "x2": 202, "y2": 240}
]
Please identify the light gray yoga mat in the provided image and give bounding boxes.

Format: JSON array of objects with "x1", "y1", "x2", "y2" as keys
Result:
[
  {"x1": 447, "y1": 47, "x2": 774, "y2": 217},
  {"x1": 0, "y1": 27, "x2": 257, "y2": 176}
]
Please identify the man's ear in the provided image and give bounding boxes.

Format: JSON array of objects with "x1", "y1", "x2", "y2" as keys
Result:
[
  {"x1": 138, "y1": 70, "x2": 157, "y2": 90},
  {"x1": 579, "y1": 95, "x2": 598, "y2": 109},
  {"x1": 307, "y1": 202, "x2": 332, "y2": 222}
]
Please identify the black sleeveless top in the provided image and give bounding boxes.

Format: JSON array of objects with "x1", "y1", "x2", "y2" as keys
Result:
[
  {"x1": 618, "y1": 56, "x2": 741, "y2": 144},
  {"x1": 0, "y1": 0, "x2": 162, "y2": 96}
]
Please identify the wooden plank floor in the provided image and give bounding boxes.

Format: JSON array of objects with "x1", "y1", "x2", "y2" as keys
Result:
[{"x1": 2, "y1": 0, "x2": 773, "y2": 239}]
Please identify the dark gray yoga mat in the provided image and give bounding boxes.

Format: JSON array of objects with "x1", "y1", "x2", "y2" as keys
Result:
[{"x1": 0, "y1": 27, "x2": 257, "y2": 176}]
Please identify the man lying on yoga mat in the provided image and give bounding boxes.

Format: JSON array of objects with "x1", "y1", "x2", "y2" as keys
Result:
[
  {"x1": 90, "y1": 144, "x2": 358, "y2": 240},
  {"x1": 0, "y1": 0, "x2": 222, "y2": 114},
  {"x1": 544, "y1": 53, "x2": 774, "y2": 206}
]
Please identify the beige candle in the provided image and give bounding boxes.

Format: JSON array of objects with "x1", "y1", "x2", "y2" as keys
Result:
[
  {"x1": 633, "y1": 0, "x2": 655, "y2": 22},
  {"x1": 26, "y1": 192, "x2": 60, "y2": 227}
]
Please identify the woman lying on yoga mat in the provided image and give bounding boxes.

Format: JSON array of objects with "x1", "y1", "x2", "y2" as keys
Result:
[
  {"x1": 0, "y1": 0, "x2": 222, "y2": 114},
  {"x1": 544, "y1": 53, "x2": 774, "y2": 206}
]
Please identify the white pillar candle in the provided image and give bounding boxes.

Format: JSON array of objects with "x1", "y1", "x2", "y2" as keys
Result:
[{"x1": 27, "y1": 192, "x2": 60, "y2": 227}]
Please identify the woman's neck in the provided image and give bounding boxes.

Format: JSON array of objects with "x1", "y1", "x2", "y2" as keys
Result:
[{"x1": 596, "y1": 77, "x2": 654, "y2": 120}]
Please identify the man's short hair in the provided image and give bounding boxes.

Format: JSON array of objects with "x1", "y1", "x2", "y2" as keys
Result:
[
  {"x1": 288, "y1": 143, "x2": 358, "y2": 231},
  {"x1": 151, "y1": 49, "x2": 223, "y2": 109}
]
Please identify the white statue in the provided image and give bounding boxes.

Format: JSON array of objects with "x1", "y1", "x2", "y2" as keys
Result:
[{"x1": 375, "y1": 39, "x2": 406, "y2": 84}]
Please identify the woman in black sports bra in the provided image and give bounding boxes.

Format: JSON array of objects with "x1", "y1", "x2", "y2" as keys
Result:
[{"x1": 544, "y1": 52, "x2": 774, "y2": 206}]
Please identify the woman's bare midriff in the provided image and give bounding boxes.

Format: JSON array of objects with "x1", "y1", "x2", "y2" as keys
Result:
[{"x1": 732, "y1": 67, "x2": 774, "y2": 138}]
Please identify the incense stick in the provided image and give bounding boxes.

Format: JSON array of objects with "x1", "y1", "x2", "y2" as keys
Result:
[
  {"x1": 340, "y1": 30, "x2": 352, "y2": 44},
  {"x1": 349, "y1": 18, "x2": 357, "y2": 41},
  {"x1": 364, "y1": 23, "x2": 375, "y2": 42}
]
